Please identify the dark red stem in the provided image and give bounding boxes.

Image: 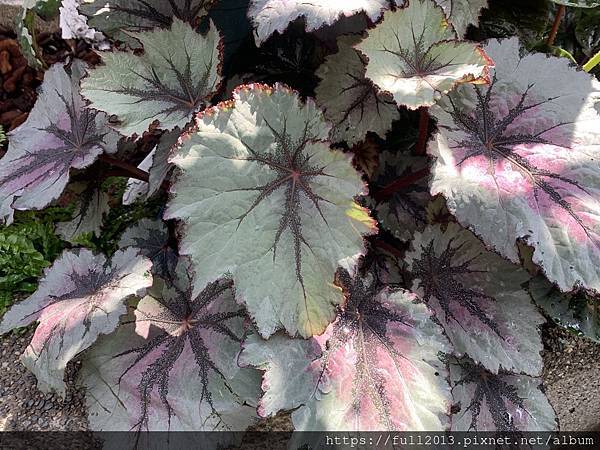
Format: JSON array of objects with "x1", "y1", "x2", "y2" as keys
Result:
[
  {"x1": 372, "y1": 238, "x2": 403, "y2": 259},
  {"x1": 415, "y1": 107, "x2": 430, "y2": 156},
  {"x1": 99, "y1": 154, "x2": 170, "y2": 192},
  {"x1": 373, "y1": 167, "x2": 429, "y2": 203},
  {"x1": 547, "y1": 5, "x2": 565, "y2": 47}
]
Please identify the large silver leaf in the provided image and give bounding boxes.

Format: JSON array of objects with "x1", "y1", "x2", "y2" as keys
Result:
[
  {"x1": 428, "y1": 38, "x2": 600, "y2": 294},
  {"x1": 315, "y1": 34, "x2": 399, "y2": 146},
  {"x1": 0, "y1": 60, "x2": 119, "y2": 225},
  {"x1": 240, "y1": 269, "x2": 452, "y2": 433},
  {"x1": 355, "y1": 0, "x2": 492, "y2": 109},
  {"x1": 79, "y1": 261, "x2": 260, "y2": 432},
  {"x1": 449, "y1": 356, "x2": 557, "y2": 431},
  {"x1": 0, "y1": 248, "x2": 152, "y2": 396},
  {"x1": 165, "y1": 83, "x2": 377, "y2": 338},
  {"x1": 81, "y1": 18, "x2": 223, "y2": 137},
  {"x1": 405, "y1": 223, "x2": 545, "y2": 376}
]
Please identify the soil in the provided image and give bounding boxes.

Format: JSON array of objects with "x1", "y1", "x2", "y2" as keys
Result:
[{"x1": 0, "y1": 321, "x2": 598, "y2": 433}]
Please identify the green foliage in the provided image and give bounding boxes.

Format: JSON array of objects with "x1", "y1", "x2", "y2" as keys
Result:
[{"x1": 0, "y1": 207, "x2": 69, "y2": 314}]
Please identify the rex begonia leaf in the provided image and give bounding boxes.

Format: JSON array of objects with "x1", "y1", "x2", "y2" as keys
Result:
[
  {"x1": 79, "y1": 260, "x2": 260, "y2": 432},
  {"x1": 0, "y1": 60, "x2": 119, "y2": 225},
  {"x1": 354, "y1": 0, "x2": 492, "y2": 110},
  {"x1": 165, "y1": 83, "x2": 377, "y2": 338},
  {"x1": 239, "y1": 268, "x2": 452, "y2": 433},
  {"x1": 315, "y1": 35, "x2": 399, "y2": 146},
  {"x1": 550, "y1": 1, "x2": 600, "y2": 7},
  {"x1": 372, "y1": 150, "x2": 430, "y2": 241},
  {"x1": 405, "y1": 223, "x2": 545, "y2": 376},
  {"x1": 123, "y1": 130, "x2": 178, "y2": 204},
  {"x1": 449, "y1": 356, "x2": 557, "y2": 431},
  {"x1": 118, "y1": 218, "x2": 178, "y2": 280},
  {"x1": 81, "y1": 18, "x2": 223, "y2": 137},
  {"x1": 56, "y1": 182, "x2": 110, "y2": 242},
  {"x1": 0, "y1": 248, "x2": 152, "y2": 396},
  {"x1": 80, "y1": 0, "x2": 216, "y2": 45},
  {"x1": 530, "y1": 276, "x2": 600, "y2": 343},
  {"x1": 428, "y1": 37, "x2": 600, "y2": 294},
  {"x1": 435, "y1": 0, "x2": 489, "y2": 37},
  {"x1": 247, "y1": 0, "x2": 390, "y2": 46}
]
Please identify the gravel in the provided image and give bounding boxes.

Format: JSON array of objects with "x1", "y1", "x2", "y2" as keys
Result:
[{"x1": 0, "y1": 321, "x2": 598, "y2": 432}]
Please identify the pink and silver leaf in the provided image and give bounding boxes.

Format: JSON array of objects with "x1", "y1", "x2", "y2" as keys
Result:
[
  {"x1": 79, "y1": 259, "x2": 260, "y2": 433},
  {"x1": 405, "y1": 223, "x2": 545, "y2": 376},
  {"x1": 0, "y1": 60, "x2": 119, "y2": 225},
  {"x1": 429, "y1": 37, "x2": 600, "y2": 294},
  {"x1": 0, "y1": 248, "x2": 152, "y2": 396},
  {"x1": 240, "y1": 268, "x2": 452, "y2": 434}
]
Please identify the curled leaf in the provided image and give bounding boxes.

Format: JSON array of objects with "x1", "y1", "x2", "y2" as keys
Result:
[
  {"x1": 166, "y1": 83, "x2": 376, "y2": 338},
  {"x1": 405, "y1": 223, "x2": 545, "y2": 376},
  {"x1": 79, "y1": 261, "x2": 260, "y2": 432},
  {"x1": 355, "y1": 0, "x2": 492, "y2": 109},
  {"x1": 0, "y1": 61, "x2": 119, "y2": 225},
  {"x1": 240, "y1": 268, "x2": 452, "y2": 433},
  {"x1": 315, "y1": 35, "x2": 399, "y2": 146},
  {"x1": 81, "y1": 19, "x2": 223, "y2": 136},
  {"x1": 0, "y1": 248, "x2": 152, "y2": 396},
  {"x1": 428, "y1": 37, "x2": 600, "y2": 294},
  {"x1": 247, "y1": 0, "x2": 391, "y2": 45}
]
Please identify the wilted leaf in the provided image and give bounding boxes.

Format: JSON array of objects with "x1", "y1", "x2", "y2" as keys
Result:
[
  {"x1": 80, "y1": 0, "x2": 215, "y2": 45},
  {"x1": 449, "y1": 356, "x2": 557, "y2": 431},
  {"x1": 118, "y1": 218, "x2": 178, "y2": 280},
  {"x1": 355, "y1": 0, "x2": 492, "y2": 109},
  {"x1": 0, "y1": 61, "x2": 119, "y2": 225},
  {"x1": 435, "y1": 0, "x2": 488, "y2": 37},
  {"x1": 428, "y1": 37, "x2": 600, "y2": 294},
  {"x1": 0, "y1": 248, "x2": 152, "y2": 395},
  {"x1": 56, "y1": 182, "x2": 110, "y2": 243},
  {"x1": 247, "y1": 0, "x2": 390, "y2": 45},
  {"x1": 240, "y1": 268, "x2": 451, "y2": 433},
  {"x1": 166, "y1": 83, "x2": 376, "y2": 338},
  {"x1": 315, "y1": 35, "x2": 399, "y2": 146},
  {"x1": 530, "y1": 276, "x2": 600, "y2": 343},
  {"x1": 372, "y1": 150, "x2": 430, "y2": 241},
  {"x1": 81, "y1": 19, "x2": 223, "y2": 137},
  {"x1": 405, "y1": 223, "x2": 545, "y2": 376},
  {"x1": 79, "y1": 261, "x2": 260, "y2": 432}
]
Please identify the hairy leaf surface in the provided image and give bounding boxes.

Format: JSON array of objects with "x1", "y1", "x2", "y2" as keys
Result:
[
  {"x1": 118, "y1": 218, "x2": 178, "y2": 280},
  {"x1": 405, "y1": 223, "x2": 544, "y2": 375},
  {"x1": 247, "y1": 0, "x2": 390, "y2": 45},
  {"x1": 0, "y1": 248, "x2": 152, "y2": 395},
  {"x1": 166, "y1": 83, "x2": 376, "y2": 338},
  {"x1": 530, "y1": 276, "x2": 600, "y2": 343},
  {"x1": 0, "y1": 61, "x2": 119, "y2": 225},
  {"x1": 79, "y1": 261, "x2": 260, "y2": 432},
  {"x1": 428, "y1": 38, "x2": 600, "y2": 294},
  {"x1": 240, "y1": 268, "x2": 451, "y2": 432},
  {"x1": 56, "y1": 182, "x2": 110, "y2": 242},
  {"x1": 81, "y1": 19, "x2": 223, "y2": 136},
  {"x1": 449, "y1": 357, "x2": 557, "y2": 431},
  {"x1": 372, "y1": 150, "x2": 430, "y2": 241},
  {"x1": 355, "y1": 0, "x2": 491, "y2": 109},
  {"x1": 315, "y1": 35, "x2": 399, "y2": 146},
  {"x1": 80, "y1": 0, "x2": 215, "y2": 45}
]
